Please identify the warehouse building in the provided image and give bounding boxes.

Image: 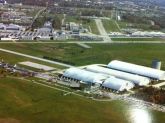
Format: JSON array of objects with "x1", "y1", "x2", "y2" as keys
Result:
[
  {"x1": 62, "y1": 68, "x2": 134, "y2": 91},
  {"x1": 108, "y1": 60, "x2": 165, "y2": 80},
  {"x1": 63, "y1": 68, "x2": 107, "y2": 84},
  {"x1": 86, "y1": 65, "x2": 150, "y2": 86},
  {"x1": 102, "y1": 77, "x2": 134, "y2": 91},
  {"x1": 0, "y1": 23, "x2": 24, "y2": 32}
]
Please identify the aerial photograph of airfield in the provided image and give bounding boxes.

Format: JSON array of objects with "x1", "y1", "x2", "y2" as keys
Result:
[{"x1": 0, "y1": 0, "x2": 165, "y2": 123}]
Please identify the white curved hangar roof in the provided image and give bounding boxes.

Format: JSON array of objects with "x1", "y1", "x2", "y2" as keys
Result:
[
  {"x1": 102, "y1": 77, "x2": 134, "y2": 91},
  {"x1": 63, "y1": 68, "x2": 108, "y2": 84},
  {"x1": 86, "y1": 65, "x2": 150, "y2": 86},
  {"x1": 107, "y1": 60, "x2": 165, "y2": 80}
]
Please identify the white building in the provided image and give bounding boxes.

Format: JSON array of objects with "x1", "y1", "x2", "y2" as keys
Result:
[
  {"x1": 0, "y1": 23, "x2": 24, "y2": 32},
  {"x1": 63, "y1": 68, "x2": 107, "y2": 84},
  {"x1": 86, "y1": 65, "x2": 150, "y2": 86},
  {"x1": 108, "y1": 60, "x2": 165, "y2": 80},
  {"x1": 63, "y1": 67, "x2": 134, "y2": 91},
  {"x1": 102, "y1": 77, "x2": 134, "y2": 91}
]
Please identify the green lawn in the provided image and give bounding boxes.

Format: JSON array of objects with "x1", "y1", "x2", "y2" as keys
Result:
[
  {"x1": 0, "y1": 50, "x2": 66, "y2": 69},
  {"x1": 102, "y1": 19, "x2": 120, "y2": 32},
  {"x1": 87, "y1": 20, "x2": 100, "y2": 35},
  {"x1": 0, "y1": 77, "x2": 165, "y2": 123},
  {"x1": 117, "y1": 21, "x2": 129, "y2": 29},
  {"x1": 111, "y1": 38, "x2": 165, "y2": 41},
  {"x1": 117, "y1": 21, "x2": 155, "y2": 31},
  {"x1": 1, "y1": 43, "x2": 165, "y2": 70}
]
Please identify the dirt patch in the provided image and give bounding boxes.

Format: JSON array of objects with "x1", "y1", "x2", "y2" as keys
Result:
[{"x1": 0, "y1": 118, "x2": 20, "y2": 123}]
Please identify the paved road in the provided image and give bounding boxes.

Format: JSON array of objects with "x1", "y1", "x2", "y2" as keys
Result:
[
  {"x1": 1, "y1": 41, "x2": 165, "y2": 44},
  {"x1": 95, "y1": 19, "x2": 112, "y2": 42},
  {"x1": 0, "y1": 48, "x2": 74, "y2": 68}
]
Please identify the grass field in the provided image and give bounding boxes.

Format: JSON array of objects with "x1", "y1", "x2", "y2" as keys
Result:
[
  {"x1": 111, "y1": 38, "x2": 165, "y2": 41},
  {"x1": 117, "y1": 21, "x2": 153, "y2": 31},
  {"x1": 0, "y1": 50, "x2": 66, "y2": 69},
  {"x1": 0, "y1": 77, "x2": 165, "y2": 123},
  {"x1": 1, "y1": 43, "x2": 165, "y2": 70},
  {"x1": 102, "y1": 19, "x2": 120, "y2": 32},
  {"x1": 86, "y1": 20, "x2": 100, "y2": 35}
]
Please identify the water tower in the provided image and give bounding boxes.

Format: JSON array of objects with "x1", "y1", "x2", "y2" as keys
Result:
[{"x1": 152, "y1": 59, "x2": 161, "y2": 70}]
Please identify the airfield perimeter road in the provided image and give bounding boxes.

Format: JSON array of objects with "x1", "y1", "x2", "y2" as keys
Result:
[
  {"x1": 0, "y1": 41, "x2": 165, "y2": 44},
  {"x1": 95, "y1": 19, "x2": 112, "y2": 42},
  {"x1": 0, "y1": 48, "x2": 74, "y2": 68}
]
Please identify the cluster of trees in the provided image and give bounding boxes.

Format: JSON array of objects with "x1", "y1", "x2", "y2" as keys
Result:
[
  {"x1": 81, "y1": 10, "x2": 102, "y2": 17},
  {"x1": 32, "y1": 16, "x2": 47, "y2": 29},
  {"x1": 152, "y1": 16, "x2": 165, "y2": 29},
  {"x1": 52, "y1": 16, "x2": 61, "y2": 29},
  {"x1": 134, "y1": 86, "x2": 165, "y2": 104},
  {"x1": 122, "y1": 14, "x2": 149, "y2": 25},
  {"x1": 122, "y1": 14, "x2": 165, "y2": 30},
  {"x1": 32, "y1": 14, "x2": 61, "y2": 30},
  {"x1": 59, "y1": 1, "x2": 113, "y2": 10},
  {"x1": 7, "y1": 0, "x2": 54, "y2": 6}
]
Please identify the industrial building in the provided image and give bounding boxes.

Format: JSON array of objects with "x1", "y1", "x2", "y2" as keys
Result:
[
  {"x1": 62, "y1": 67, "x2": 134, "y2": 91},
  {"x1": 108, "y1": 60, "x2": 165, "y2": 80},
  {"x1": 63, "y1": 68, "x2": 107, "y2": 84},
  {"x1": 0, "y1": 23, "x2": 24, "y2": 32},
  {"x1": 85, "y1": 65, "x2": 150, "y2": 86},
  {"x1": 62, "y1": 60, "x2": 165, "y2": 91},
  {"x1": 102, "y1": 77, "x2": 134, "y2": 91}
]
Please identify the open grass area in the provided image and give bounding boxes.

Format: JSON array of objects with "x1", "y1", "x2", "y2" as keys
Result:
[
  {"x1": 1, "y1": 43, "x2": 165, "y2": 70},
  {"x1": 87, "y1": 20, "x2": 100, "y2": 35},
  {"x1": 0, "y1": 50, "x2": 66, "y2": 69},
  {"x1": 102, "y1": 19, "x2": 120, "y2": 32},
  {"x1": 0, "y1": 77, "x2": 165, "y2": 123},
  {"x1": 117, "y1": 21, "x2": 129, "y2": 29},
  {"x1": 117, "y1": 21, "x2": 154, "y2": 31},
  {"x1": 111, "y1": 38, "x2": 165, "y2": 41}
]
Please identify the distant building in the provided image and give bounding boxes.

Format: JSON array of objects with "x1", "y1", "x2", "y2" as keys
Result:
[
  {"x1": 37, "y1": 21, "x2": 53, "y2": 33},
  {"x1": 69, "y1": 22, "x2": 80, "y2": 31},
  {"x1": 0, "y1": 23, "x2": 24, "y2": 32},
  {"x1": 0, "y1": 0, "x2": 7, "y2": 5}
]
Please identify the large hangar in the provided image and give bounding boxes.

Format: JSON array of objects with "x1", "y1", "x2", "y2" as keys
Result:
[
  {"x1": 108, "y1": 60, "x2": 165, "y2": 80},
  {"x1": 102, "y1": 77, "x2": 134, "y2": 91},
  {"x1": 63, "y1": 68, "x2": 107, "y2": 84},
  {"x1": 86, "y1": 65, "x2": 150, "y2": 86},
  {"x1": 63, "y1": 67, "x2": 134, "y2": 91}
]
